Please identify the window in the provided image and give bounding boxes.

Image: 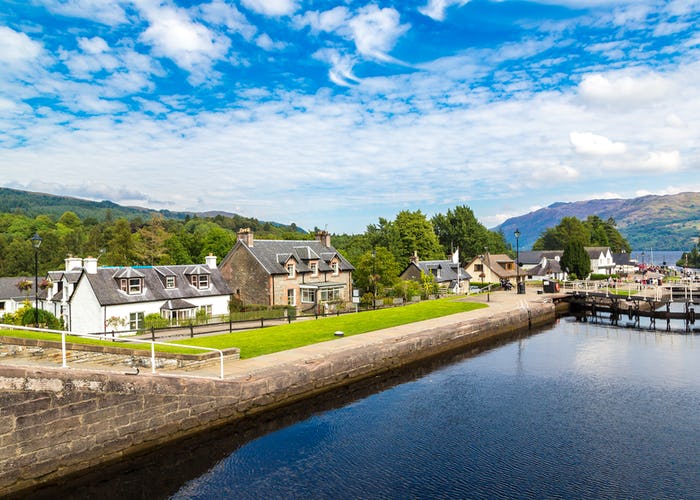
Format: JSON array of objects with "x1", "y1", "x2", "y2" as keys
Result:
[
  {"x1": 319, "y1": 288, "x2": 341, "y2": 302},
  {"x1": 199, "y1": 304, "x2": 212, "y2": 315},
  {"x1": 190, "y1": 275, "x2": 209, "y2": 289},
  {"x1": 166, "y1": 276, "x2": 176, "y2": 288},
  {"x1": 310, "y1": 262, "x2": 318, "y2": 276},
  {"x1": 287, "y1": 263, "x2": 296, "y2": 278},
  {"x1": 287, "y1": 288, "x2": 296, "y2": 306},
  {"x1": 129, "y1": 312, "x2": 144, "y2": 330},
  {"x1": 301, "y1": 288, "x2": 316, "y2": 303},
  {"x1": 331, "y1": 261, "x2": 339, "y2": 275},
  {"x1": 0, "y1": 301, "x2": 5, "y2": 311},
  {"x1": 474, "y1": 264, "x2": 483, "y2": 272},
  {"x1": 121, "y1": 278, "x2": 142, "y2": 294}
]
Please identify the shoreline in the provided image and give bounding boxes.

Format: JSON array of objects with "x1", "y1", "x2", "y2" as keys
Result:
[{"x1": 0, "y1": 291, "x2": 561, "y2": 496}]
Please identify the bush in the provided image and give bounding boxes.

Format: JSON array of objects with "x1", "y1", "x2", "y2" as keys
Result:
[
  {"x1": 20, "y1": 308, "x2": 63, "y2": 330},
  {"x1": 144, "y1": 313, "x2": 169, "y2": 329}
]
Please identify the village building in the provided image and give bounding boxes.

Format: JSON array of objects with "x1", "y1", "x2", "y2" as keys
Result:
[
  {"x1": 219, "y1": 229, "x2": 354, "y2": 313},
  {"x1": 40, "y1": 255, "x2": 232, "y2": 334},
  {"x1": 399, "y1": 250, "x2": 471, "y2": 294},
  {"x1": 464, "y1": 252, "x2": 521, "y2": 287},
  {"x1": 0, "y1": 277, "x2": 36, "y2": 317}
]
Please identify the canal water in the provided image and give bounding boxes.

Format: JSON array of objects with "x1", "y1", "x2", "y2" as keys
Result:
[{"x1": 38, "y1": 318, "x2": 700, "y2": 499}]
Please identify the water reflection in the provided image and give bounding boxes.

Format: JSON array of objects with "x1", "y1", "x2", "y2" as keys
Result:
[{"x1": 23, "y1": 321, "x2": 700, "y2": 499}]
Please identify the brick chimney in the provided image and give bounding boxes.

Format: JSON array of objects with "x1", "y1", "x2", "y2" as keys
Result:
[
  {"x1": 237, "y1": 228, "x2": 254, "y2": 247},
  {"x1": 409, "y1": 251, "x2": 419, "y2": 265},
  {"x1": 316, "y1": 230, "x2": 331, "y2": 247}
]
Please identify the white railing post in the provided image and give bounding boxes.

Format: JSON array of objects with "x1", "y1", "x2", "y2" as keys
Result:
[
  {"x1": 151, "y1": 342, "x2": 156, "y2": 375},
  {"x1": 62, "y1": 330, "x2": 67, "y2": 368}
]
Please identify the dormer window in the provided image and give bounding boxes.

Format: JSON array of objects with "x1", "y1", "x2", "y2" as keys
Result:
[
  {"x1": 331, "y1": 261, "x2": 339, "y2": 276},
  {"x1": 120, "y1": 278, "x2": 143, "y2": 295},
  {"x1": 287, "y1": 263, "x2": 296, "y2": 278},
  {"x1": 310, "y1": 262, "x2": 318, "y2": 276},
  {"x1": 166, "y1": 276, "x2": 176, "y2": 289},
  {"x1": 190, "y1": 275, "x2": 209, "y2": 289}
]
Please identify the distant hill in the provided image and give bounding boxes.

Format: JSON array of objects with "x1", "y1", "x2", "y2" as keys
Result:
[
  {"x1": 495, "y1": 192, "x2": 700, "y2": 251},
  {"x1": 0, "y1": 187, "x2": 300, "y2": 232}
]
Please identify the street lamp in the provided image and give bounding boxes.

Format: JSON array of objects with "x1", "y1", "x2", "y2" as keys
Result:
[
  {"x1": 514, "y1": 228, "x2": 524, "y2": 294},
  {"x1": 30, "y1": 233, "x2": 42, "y2": 327}
]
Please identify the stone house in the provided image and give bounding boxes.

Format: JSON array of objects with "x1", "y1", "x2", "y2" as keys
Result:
[
  {"x1": 219, "y1": 229, "x2": 354, "y2": 312},
  {"x1": 400, "y1": 250, "x2": 471, "y2": 294},
  {"x1": 41, "y1": 255, "x2": 232, "y2": 334},
  {"x1": 464, "y1": 252, "x2": 520, "y2": 286}
]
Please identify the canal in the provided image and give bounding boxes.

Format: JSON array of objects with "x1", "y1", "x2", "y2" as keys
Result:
[{"x1": 36, "y1": 317, "x2": 700, "y2": 499}]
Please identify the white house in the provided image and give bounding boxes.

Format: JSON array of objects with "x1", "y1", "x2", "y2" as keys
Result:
[
  {"x1": 0, "y1": 277, "x2": 36, "y2": 317},
  {"x1": 42, "y1": 255, "x2": 232, "y2": 334},
  {"x1": 586, "y1": 247, "x2": 615, "y2": 275}
]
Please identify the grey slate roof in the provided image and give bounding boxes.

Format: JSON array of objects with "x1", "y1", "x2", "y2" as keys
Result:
[
  {"x1": 82, "y1": 265, "x2": 232, "y2": 306},
  {"x1": 0, "y1": 277, "x2": 35, "y2": 301},
  {"x1": 240, "y1": 240, "x2": 354, "y2": 275},
  {"x1": 518, "y1": 250, "x2": 563, "y2": 265},
  {"x1": 406, "y1": 260, "x2": 471, "y2": 285}
]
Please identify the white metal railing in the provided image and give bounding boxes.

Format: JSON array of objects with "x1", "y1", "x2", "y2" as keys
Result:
[{"x1": 0, "y1": 324, "x2": 225, "y2": 379}]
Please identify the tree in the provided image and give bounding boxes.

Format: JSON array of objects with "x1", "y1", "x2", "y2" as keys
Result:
[
  {"x1": 353, "y1": 247, "x2": 401, "y2": 297},
  {"x1": 432, "y1": 205, "x2": 508, "y2": 263},
  {"x1": 561, "y1": 239, "x2": 591, "y2": 279}
]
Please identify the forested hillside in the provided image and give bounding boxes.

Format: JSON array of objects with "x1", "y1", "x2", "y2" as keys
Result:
[{"x1": 496, "y1": 192, "x2": 700, "y2": 251}]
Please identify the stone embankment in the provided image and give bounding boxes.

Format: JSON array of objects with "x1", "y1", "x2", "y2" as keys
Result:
[{"x1": 0, "y1": 292, "x2": 559, "y2": 496}]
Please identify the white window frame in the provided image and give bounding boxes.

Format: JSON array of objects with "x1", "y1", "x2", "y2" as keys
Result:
[
  {"x1": 287, "y1": 288, "x2": 296, "y2": 306},
  {"x1": 301, "y1": 288, "x2": 316, "y2": 303},
  {"x1": 331, "y1": 261, "x2": 339, "y2": 276},
  {"x1": 287, "y1": 263, "x2": 296, "y2": 278},
  {"x1": 310, "y1": 262, "x2": 318, "y2": 277},
  {"x1": 129, "y1": 311, "x2": 144, "y2": 330},
  {"x1": 166, "y1": 276, "x2": 176, "y2": 288}
]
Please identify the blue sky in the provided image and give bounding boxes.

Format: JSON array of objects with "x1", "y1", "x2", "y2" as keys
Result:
[{"x1": 1, "y1": 0, "x2": 699, "y2": 234}]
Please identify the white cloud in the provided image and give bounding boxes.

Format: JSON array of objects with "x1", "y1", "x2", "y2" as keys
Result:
[
  {"x1": 139, "y1": 5, "x2": 230, "y2": 77},
  {"x1": 35, "y1": 0, "x2": 128, "y2": 25},
  {"x1": 241, "y1": 0, "x2": 298, "y2": 17},
  {"x1": 665, "y1": 113, "x2": 686, "y2": 128},
  {"x1": 313, "y1": 49, "x2": 360, "y2": 87},
  {"x1": 199, "y1": 0, "x2": 257, "y2": 41},
  {"x1": 419, "y1": 0, "x2": 471, "y2": 22},
  {"x1": 570, "y1": 132, "x2": 627, "y2": 155},
  {"x1": 348, "y1": 6, "x2": 410, "y2": 62},
  {"x1": 255, "y1": 33, "x2": 285, "y2": 51},
  {"x1": 578, "y1": 71, "x2": 674, "y2": 106},
  {"x1": 642, "y1": 151, "x2": 681, "y2": 171},
  {"x1": 0, "y1": 27, "x2": 42, "y2": 64},
  {"x1": 295, "y1": 6, "x2": 350, "y2": 33}
]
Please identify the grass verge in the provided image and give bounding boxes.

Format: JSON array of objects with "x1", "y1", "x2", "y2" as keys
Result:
[
  {"x1": 175, "y1": 298, "x2": 487, "y2": 359},
  {"x1": 0, "y1": 298, "x2": 487, "y2": 359}
]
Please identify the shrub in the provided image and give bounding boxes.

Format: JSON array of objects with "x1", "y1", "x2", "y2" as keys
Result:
[
  {"x1": 144, "y1": 313, "x2": 169, "y2": 329},
  {"x1": 20, "y1": 308, "x2": 63, "y2": 330}
]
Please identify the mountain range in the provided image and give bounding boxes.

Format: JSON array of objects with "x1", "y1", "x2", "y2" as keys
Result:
[
  {"x1": 2, "y1": 187, "x2": 698, "y2": 252},
  {"x1": 495, "y1": 192, "x2": 700, "y2": 251}
]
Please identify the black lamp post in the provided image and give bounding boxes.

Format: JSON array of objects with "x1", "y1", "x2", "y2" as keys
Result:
[
  {"x1": 514, "y1": 228, "x2": 524, "y2": 294},
  {"x1": 30, "y1": 233, "x2": 42, "y2": 327}
]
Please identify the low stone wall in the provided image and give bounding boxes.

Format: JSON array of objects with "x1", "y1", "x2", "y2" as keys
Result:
[{"x1": 0, "y1": 301, "x2": 556, "y2": 495}]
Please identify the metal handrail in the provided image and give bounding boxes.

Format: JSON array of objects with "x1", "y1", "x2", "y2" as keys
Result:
[{"x1": 0, "y1": 324, "x2": 225, "y2": 379}]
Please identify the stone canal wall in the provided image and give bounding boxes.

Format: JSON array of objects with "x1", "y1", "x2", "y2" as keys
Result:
[{"x1": 0, "y1": 300, "x2": 556, "y2": 495}]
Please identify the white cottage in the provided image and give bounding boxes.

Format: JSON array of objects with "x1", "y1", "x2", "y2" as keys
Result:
[{"x1": 43, "y1": 256, "x2": 232, "y2": 334}]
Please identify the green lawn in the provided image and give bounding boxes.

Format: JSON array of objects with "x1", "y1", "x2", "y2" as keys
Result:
[
  {"x1": 175, "y1": 298, "x2": 487, "y2": 359},
  {"x1": 1, "y1": 298, "x2": 487, "y2": 360}
]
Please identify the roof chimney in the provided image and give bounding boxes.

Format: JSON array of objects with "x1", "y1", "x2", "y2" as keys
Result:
[
  {"x1": 65, "y1": 255, "x2": 82, "y2": 272},
  {"x1": 237, "y1": 228, "x2": 254, "y2": 247},
  {"x1": 83, "y1": 257, "x2": 98, "y2": 274},
  {"x1": 205, "y1": 254, "x2": 217, "y2": 269},
  {"x1": 409, "y1": 251, "x2": 419, "y2": 265},
  {"x1": 316, "y1": 230, "x2": 331, "y2": 247}
]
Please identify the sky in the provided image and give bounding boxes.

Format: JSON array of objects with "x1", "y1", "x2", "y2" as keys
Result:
[{"x1": 1, "y1": 0, "x2": 700, "y2": 234}]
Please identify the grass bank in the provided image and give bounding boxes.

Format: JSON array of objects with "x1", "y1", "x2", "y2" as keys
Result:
[
  {"x1": 176, "y1": 298, "x2": 487, "y2": 359},
  {"x1": 1, "y1": 298, "x2": 487, "y2": 359}
]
